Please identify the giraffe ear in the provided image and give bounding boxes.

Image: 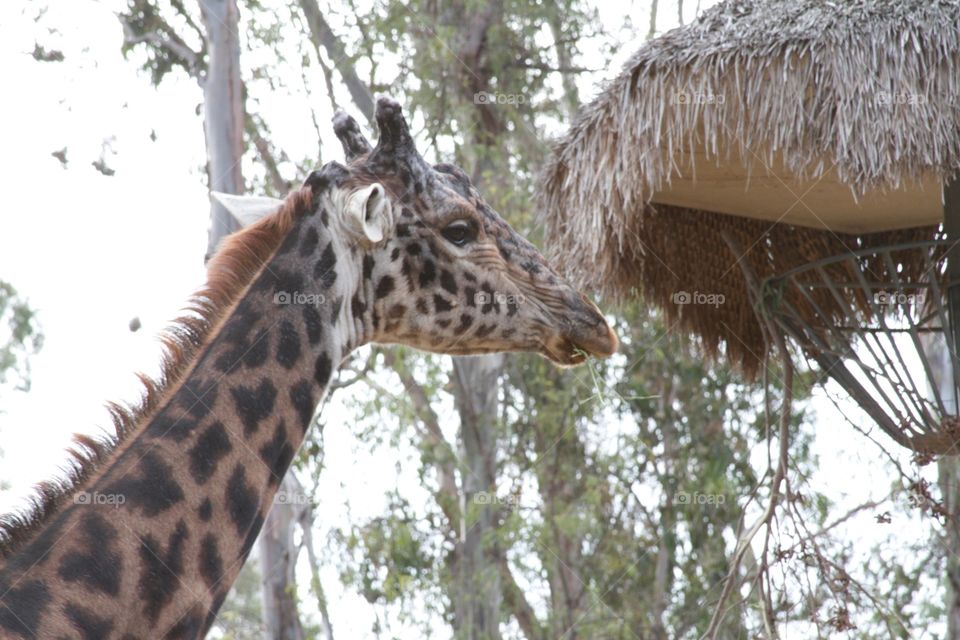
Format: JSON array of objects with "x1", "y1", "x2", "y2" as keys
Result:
[
  {"x1": 346, "y1": 182, "x2": 392, "y2": 244},
  {"x1": 210, "y1": 192, "x2": 283, "y2": 228}
]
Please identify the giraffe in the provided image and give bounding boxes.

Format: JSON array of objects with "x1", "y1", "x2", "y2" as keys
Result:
[{"x1": 0, "y1": 97, "x2": 617, "y2": 639}]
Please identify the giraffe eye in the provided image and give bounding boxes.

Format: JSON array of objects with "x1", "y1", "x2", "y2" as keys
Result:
[{"x1": 441, "y1": 220, "x2": 476, "y2": 247}]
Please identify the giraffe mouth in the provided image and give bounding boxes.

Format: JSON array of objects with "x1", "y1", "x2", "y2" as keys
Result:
[
  {"x1": 537, "y1": 292, "x2": 619, "y2": 366},
  {"x1": 542, "y1": 324, "x2": 619, "y2": 366},
  {"x1": 543, "y1": 339, "x2": 590, "y2": 365}
]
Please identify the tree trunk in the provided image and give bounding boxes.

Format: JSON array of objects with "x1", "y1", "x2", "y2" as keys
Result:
[
  {"x1": 300, "y1": 500, "x2": 335, "y2": 640},
  {"x1": 445, "y1": 4, "x2": 508, "y2": 635},
  {"x1": 940, "y1": 456, "x2": 960, "y2": 636},
  {"x1": 647, "y1": 0, "x2": 659, "y2": 39},
  {"x1": 929, "y1": 335, "x2": 960, "y2": 636},
  {"x1": 257, "y1": 474, "x2": 307, "y2": 640},
  {"x1": 547, "y1": 14, "x2": 579, "y2": 120},
  {"x1": 650, "y1": 373, "x2": 677, "y2": 639},
  {"x1": 451, "y1": 354, "x2": 504, "y2": 640},
  {"x1": 528, "y1": 386, "x2": 589, "y2": 638},
  {"x1": 200, "y1": 0, "x2": 244, "y2": 260},
  {"x1": 199, "y1": 4, "x2": 305, "y2": 635},
  {"x1": 260, "y1": 474, "x2": 306, "y2": 640}
]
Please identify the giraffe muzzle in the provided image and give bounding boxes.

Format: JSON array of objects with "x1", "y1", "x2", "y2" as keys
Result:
[{"x1": 543, "y1": 294, "x2": 619, "y2": 365}]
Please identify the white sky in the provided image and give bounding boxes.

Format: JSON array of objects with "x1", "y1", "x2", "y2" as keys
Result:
[{"x1": 0, "y1": 0, "x2": 945, "y2": 637}]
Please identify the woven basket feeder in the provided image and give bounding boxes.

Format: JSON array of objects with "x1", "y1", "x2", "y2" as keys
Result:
[{"x1": 539, "y1": 0, "x2": 960, "y2": 454}]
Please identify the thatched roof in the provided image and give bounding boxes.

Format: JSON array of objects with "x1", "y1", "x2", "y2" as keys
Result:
[{"x1": 539, "y1": 0, "x2": 960, "y2": 373}]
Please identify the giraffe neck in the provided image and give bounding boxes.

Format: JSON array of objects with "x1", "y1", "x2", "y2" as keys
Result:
[{"x1": 0, "y1": 199, "x2": 359, "y2": 639}]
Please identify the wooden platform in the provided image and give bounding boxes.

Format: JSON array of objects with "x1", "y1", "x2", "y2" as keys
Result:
[{"x1": 651, "y1": 147, "x2": 944, "y2": 233}]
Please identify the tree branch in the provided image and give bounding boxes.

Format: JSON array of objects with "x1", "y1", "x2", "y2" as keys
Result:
[
  {"x1": 703, "y1": 231, "x2": 796, "y2": 639},
  {"x1": 509, "y1": 61, "x2": 596, "y2": 74},
  {"x1": 328, "y1": 350, "x2": 377, "y2": 392},
  {"x1": 547, "y1": 14, "x2": 580, "y2": 120},
  {"x1": 119, "y1": 12, "x2": 201, "y2": 77},
  {"x1": 245, "y1": 111, "x2": 293, "y2": 195},
  {"x1": 170, "y1": 0, "x2": 206, "y2": 49},
  {"x1": 296, "y1": 482, "x2": 336, "y2": 640},
  {"x1": 297, "y1": 0, "x2": 375, "y2": 125},
  {"x1": 499, "y1": 556, "x2": 546, "y2": 640},
  {"x1": 382, "y1": 350, "x2": 461, "y2": 530}
]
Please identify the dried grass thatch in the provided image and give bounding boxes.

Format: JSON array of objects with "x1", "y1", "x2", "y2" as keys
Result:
[{"x1": 539, "y1": 0, "x2": 960, "y2": 373}]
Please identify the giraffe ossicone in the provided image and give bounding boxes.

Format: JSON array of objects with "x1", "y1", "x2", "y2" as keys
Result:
[{"x1": 0, "y1": 97, "x2": 616, "y2": 639}]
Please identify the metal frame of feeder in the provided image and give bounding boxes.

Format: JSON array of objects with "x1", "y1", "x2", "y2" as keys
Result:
[
  {"x1": 759, "y1": 240, "x2": 953, "y2": 451},
  {"x1": 740, "y1": 181, "x2": 960, "y2": 455}
]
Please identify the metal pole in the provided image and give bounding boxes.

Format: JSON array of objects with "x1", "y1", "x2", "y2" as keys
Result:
[
  {"x1": 943, "y1": 177, "x2": 960, "y2": 413},
  {"x1": 940, "y1": 176, "x2": 960, "y2": 640}
]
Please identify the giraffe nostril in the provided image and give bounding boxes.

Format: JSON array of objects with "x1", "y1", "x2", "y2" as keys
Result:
[
  {"x1": 586, "y1": 307, "x2": 605, "y2": 327},
  {"x1": 571, "y1": 293, "x2": 605, "y2": 325}
]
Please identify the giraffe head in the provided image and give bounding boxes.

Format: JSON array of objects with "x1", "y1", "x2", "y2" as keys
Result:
[
  {"x1": 226, "y1": 98, "x2": 617, "y2": 365},
  {"x1": 330, "y1": 98, "x2": 617, "y2": 365}
]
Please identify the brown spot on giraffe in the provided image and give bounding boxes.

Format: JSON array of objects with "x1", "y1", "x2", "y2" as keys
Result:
[{"x1": 0, "y1": 98, "x2": 616, "y2": 638}]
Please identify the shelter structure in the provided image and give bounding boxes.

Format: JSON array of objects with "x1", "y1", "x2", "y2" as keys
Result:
[{"x1": 540, "y1": 0, "x2": 960, "y2": 454}]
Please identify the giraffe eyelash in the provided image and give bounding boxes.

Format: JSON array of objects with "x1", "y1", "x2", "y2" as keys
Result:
[{"x1": 440, "y1": 219, "x2": 478, "y2": 246}]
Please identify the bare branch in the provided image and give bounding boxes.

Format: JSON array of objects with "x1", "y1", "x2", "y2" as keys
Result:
[
  {"x1": 245, "y1": 111, "x2": 293, "y2": 195},
  {"x1": 509, "y1": 61, "x2": 596, "y2": 74},
  {"x1": 315, "y1": 52, "x2": 340, "y2": 113},
  {"x1": 382, "y1": 350, "x2": 461, "y2": 529},
  {"x1": 296, "y1": 480, "x2": 336, "y2": 640},
  {"x1": 704, "y1": 232, "x2": 797, "y2": 639},
  {"x1": 327, "y1": 351, "x2": 377, "y2": 392},
  {"x1": 780, "y1": 496, "x2": 889, "y2": 555},
  {"x1": 499, "y1": 557, "x2": 546, "y2": 640},
  {"x1": 297, "y1": 0, "x2": 374, "y2": 125},
  {"x1": 169, "y1": 0, "x2": 205, "y2": 45}
]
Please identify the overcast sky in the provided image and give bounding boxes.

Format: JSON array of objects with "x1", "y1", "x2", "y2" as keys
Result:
[{"x1": 0, "y1": 0, "x2": 943, "y2": 637}]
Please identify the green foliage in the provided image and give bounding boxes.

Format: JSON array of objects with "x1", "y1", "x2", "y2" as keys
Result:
[
  {"x1": 214, "y1": 558, "x2": 266, "y2": 639},
  {"x1": 365, "y1": 0, "x2": 600, "y2": 195},
  {"x1": 31, "y1": 43, "x2": 64, "y2": 62},
  {"x1": 119, "y1": 0, "x2": 207, "y2": 84},
  {"x1": 338, "y1": 493, "x2": 435, "y2": 605},
  {"x1": 0, "y1": 280, "x2": 42, "y2": 495},
  {"x1": 0, "y1": 281, "x2": 43, "y2": 394}
]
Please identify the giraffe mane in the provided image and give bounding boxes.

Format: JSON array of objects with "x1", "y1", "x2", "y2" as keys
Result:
[{"x1": 0, "y1": 185, "x2": 316, "y2": 560}]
